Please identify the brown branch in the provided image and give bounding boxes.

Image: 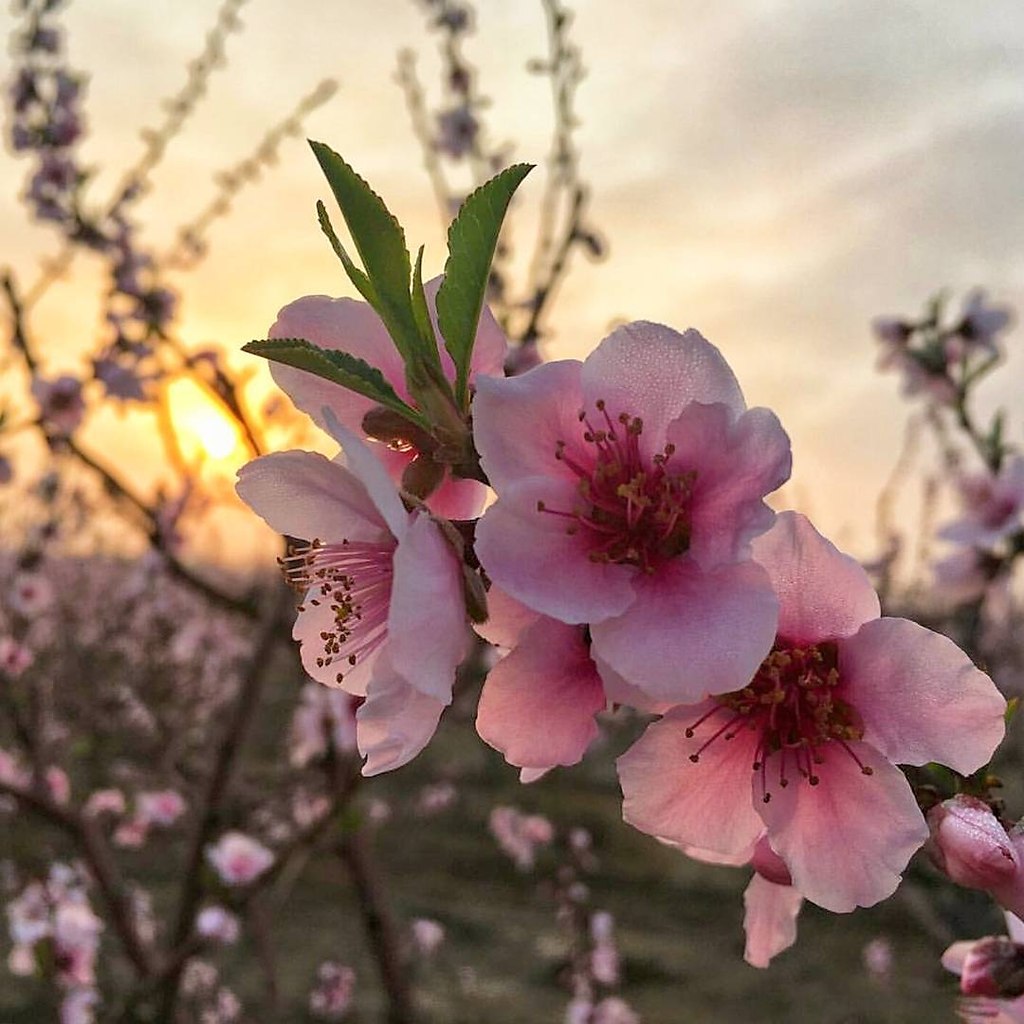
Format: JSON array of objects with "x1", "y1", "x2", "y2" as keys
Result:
[
  {"x1": 156, "y1": 584, "x2": 292, "y2": 1017},
  {"x1": 337, "y1": 828, "x2": 417, "y2": 1024}
]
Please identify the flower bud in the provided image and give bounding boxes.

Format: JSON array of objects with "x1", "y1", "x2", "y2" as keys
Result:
[
  {"x1": 960, "y1": 936, "x2": 1024, "y2": 998},
  {"x1": 927, "y1": 795, "x2": 1017, "y2": 890}
]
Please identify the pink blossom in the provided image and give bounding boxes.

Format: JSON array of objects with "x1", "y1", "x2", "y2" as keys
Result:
[
  {"x1": 136, "y1": 790, "x2": 186, "y2": 827},
  {"x1": 933, "y1": 549, "x2": 993, "y2": 605},
  {"x1": 266, "y1": 276, "x2": 506, "y2": 519},
  {"x1": 309, "y1": 961, "x2": 355, "y2": 1020},
  {"x1": 955, "y1": 289, "x2": 1014, "y2": 356},
  {"x1": 196, "y1": 906, "x2": 240, "y2": 945},
  {"x1": 9, "y1": 571, "x2": 54, "y2": 616},
  {"x1": 473, "y1": 321, "x2": 790, "y2": 705},
  {"x1": 0, "y1": 636, "x2": 33, "y2": 676},
  {"x1": 46, "y1": 766, "x2": 70, "y2": 805},
  {"x1": 862, "y1": 937, "x2": 893, "y2": 981},
  {"x1": 206, "y1": 831, "x2": 274, "y2": 886},
  {"x1": 944, "y1": 916, "x2": 1024, "y2": 1022},
  {"x1": 237, "y1": 415, "x2": 470, "y2": 775},
  {"x1": 410, "y1": 917, "x2": 445, "y2": 956},
  {"x1": 32, "y1": 374, "x2": 84, "y2": 435},
  {"x1": 489, "y1": 806, "x2": 554, "y2": 870},
  {"x1": 60, "y1": 988, "x2": 98, "y2": 1024},
  {"x1": 83, "y1": 789, "x2": 126, "y2": 818},
  {"x1": 289, "y1": 682, "x2": 358, "y2": 767},
  {"x1": 940, "y1": 457, "x2": 1024, "y2": 550},
  {"x1": 618, "y1": 511, "x2": 1005, "y2": 913}
]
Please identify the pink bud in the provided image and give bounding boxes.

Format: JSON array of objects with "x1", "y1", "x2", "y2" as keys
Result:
[
  {"x1": 928, "y1": 796, "x2": 1018, "y2": 890},
  {"x1": 960, "y1": 936, "x2": 1024, "y2": 998}
]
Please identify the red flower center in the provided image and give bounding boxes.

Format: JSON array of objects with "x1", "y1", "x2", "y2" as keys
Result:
[
  {"x1": 538, "y1": 400, "x2": 696, "y2": 572},
  {"x1": 687, "y1": 641, "x2": 870, "y2": 800}
]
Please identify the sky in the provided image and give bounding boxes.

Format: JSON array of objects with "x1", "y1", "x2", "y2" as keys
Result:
[{"x1": 3, "y1": 0, "x2": 1023, "y2": 566}]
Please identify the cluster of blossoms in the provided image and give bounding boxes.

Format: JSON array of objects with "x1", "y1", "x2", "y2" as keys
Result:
[
  {"x1": 873, "y1": 289, "x2": 1013, "y2": 407},
  {"x1": 5, "y1": 863, "x2": 102, "y2": 1024},
  {"x1": 239, "y1": 268, "x2": 1007, "y2": 969}
]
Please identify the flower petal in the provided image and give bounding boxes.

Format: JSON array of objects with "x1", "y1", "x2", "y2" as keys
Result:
[
  {"x1": 386, "y1": 513, "x2": 469, "y2": 703},
  {"x1": 758, "y1": 740, "x2": 928, "y2": 913},
  {"x1": 475, "y1": 477, "x2": 636, "y2": 624},
  {"x1": 476, "y1": 618, "x2": 605, "y2": 770},
  {"x1": 357, "y1": 659, "x2": 446, "y2": 776},
  {"x1": 236, "y1": 450, "x2": 386, "y2": 544},
  {"x1": 752, "y1": 512, "x2": 881, "y2": 644},
  {"x1": 474, "y1": 585, "x2": 542, "y2": 649},
  {"x1": 743, "y1": 874, "x2": 803, "y2": 968},
  {"x1": 591, "y1": 559, "x2": 777, "y2": 703},
  {"x1": 473, "y1": 361, "x2": 586, "y2": 493},
  {"x1": 840, "y1": 617, "x2": 1005, "y2": 774},
  {"x1": 668, "y1": 405, "x2": 791, "y2": 571},
  {"x1": 618, "y1": 705, "x2": 765, "y2": 858},
  {"x1": 580, "y1": 322, "x2": 746, "y2": 459},
  {"x1": 321, "y1": 411, "x2": 408, "y2": 538},
  {"x1": 293, "y1": 598, "x2": 381, "y2": 696},
  {"x1": 269, "y1": 294, "x2": 409, "y2": 431}
]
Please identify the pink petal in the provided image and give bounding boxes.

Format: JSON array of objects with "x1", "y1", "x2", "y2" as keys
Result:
[
  {"x1": 752, "y1": 512, "x2": 881, "y2": 644},
  {"x1": 474, "y1": 586, "x2": 541, "y2": 649},
  {"x1": 321, "y1": 411, "x2": 408, "y2": 538},
  {"x1": 618, "y1": 705, "x2": 765, "y2": 858},
  {"x1": 594, "y1": 654, "x2": 676, "y2": 714},
  {"x1": 357, "y1": 661, "x2": 446, "y2": 776},
  {"x1": 269, "y1": 294, "x2": 409, "y2": 432},
  {"x1": 292, "y1": 598, "x2": 381, "y2": 696},
  {"x1": 475, "y1": 478, "x2": 636, "y2": 624},
  {"x1": 758, "y1": 740, "x2": 929, "y2": 913},
  {"x1": 476, "y1": 619, "x2": 605, "y2": 770},
  {"x1": 743, "y1": 874, "x2": 803, "y2": 968},
  {"x1": 942, "y1": 940, "x2": 975, "y2": 976},
  {"x1": 666, "y1": 404, "x2": 791, "y2": 571},
  {"x1": 675, "y1": 840, "x2": 761, "y2": 867},
  {"x1": 840, "y1": 617, "x2": 1005, "y2": 775},
  {"x1": 424, "y1": 473, "x2": 490, "y2": 521},
  {"x1": 472, "y1": 361, "x2": 586, "y2": 493},
  {"x1": 387, "y1": 513, "x2": 468, "y2": 703},
  {"x1": 591, "y1": 559, "x2": 777, "y2": 703},
  {"x1": 236, "y1": 450, "x2": 387, "y2": 544},
  {"x1": 580, "y1": 322, "x2": 746, "y2": 460}
]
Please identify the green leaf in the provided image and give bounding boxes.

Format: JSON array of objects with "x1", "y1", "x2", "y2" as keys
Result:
[
  {"x1": 316, "y1": 200, "x2": 376, "y2": 306},
  {"x1": 411, "y1": 245, "x2": 442, "y2": 374},
  {"x1": 309, "y1": 142, "x2": 424, "y2": 366},
  {"x1": 436, "y1": 163, "x2": 533, "y2": 408},
  {"x1": 243, "y1": 337, "x2": 429, "y2": 430}
]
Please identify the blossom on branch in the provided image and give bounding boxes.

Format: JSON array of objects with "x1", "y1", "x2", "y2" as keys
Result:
[
  {"x1": 618, "y1": 512, "x2": 1005, "y2": 914},
  {"x1": 236, "y1": 416, "x2": 470, "y2": 774},
  {"x1": 473, "y1": 321, "x2": 791, "y2": 706}
]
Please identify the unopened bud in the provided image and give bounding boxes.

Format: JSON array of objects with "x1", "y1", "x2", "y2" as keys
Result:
[
  {"x1": 361, "y1": 406, "x2": 433, "y2": 454},
  {"x1": 927, "y1": 795, "x2": 1017, "y2": 890},
  {"x1": 401, "y1": 454, "x2": 445, "y2": 500},
  {"x1": 960, "y1": 936, "x2": 1024, "y2": 998}
]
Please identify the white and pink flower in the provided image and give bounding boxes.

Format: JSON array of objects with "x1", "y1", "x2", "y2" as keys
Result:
[
  {"x1": 940, "y1": 457, "x2": 1024, "y2": 551},
  {"x1": 618, "y1": 511, "x2": 1006, "y2": 914},
  {"x1": 267, "y1": 276, "x2": 507, "y2": 519},
  {"x1": 237, "y1": 416, "x2": 470, "y2": 774},
  {"x1": 473, "y1": 321, "x2": 790, "y2": 705},
  {"x1": 206, "y1": 831, "x2": 274, "y2": 886}
]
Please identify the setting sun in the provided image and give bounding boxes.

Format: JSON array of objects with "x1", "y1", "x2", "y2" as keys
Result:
[{"x1": 164, "y1": 376, "x2": 246, "y2": 468}]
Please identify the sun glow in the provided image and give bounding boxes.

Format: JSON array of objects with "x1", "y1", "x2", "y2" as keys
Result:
[{"x1": 164, "y1": 377, "x2": 246, "y2": 468}]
